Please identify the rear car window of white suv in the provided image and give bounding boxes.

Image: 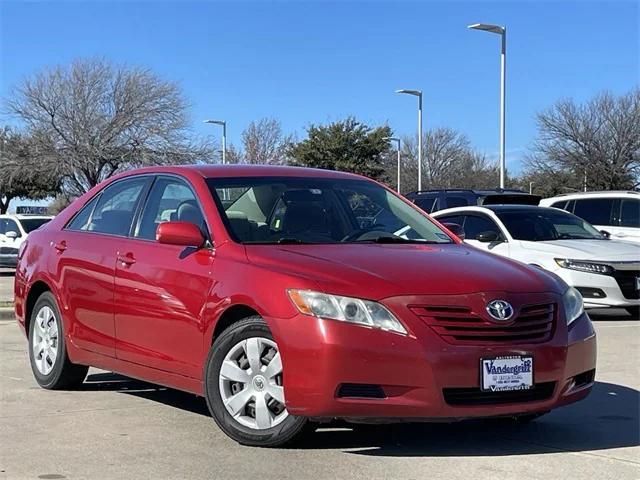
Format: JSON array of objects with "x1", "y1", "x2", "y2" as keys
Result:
[{"x1": 573, "y1": 198, "x2": 614, "y2": 226}]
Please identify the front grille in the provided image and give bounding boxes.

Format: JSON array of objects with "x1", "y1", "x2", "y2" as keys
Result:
[
  {"x1": 613, "y1": 270, "x2": 640, "y2": 299},
  {"x1": 336, "y1": 383, "x2": 386, "y2": 399},
  {"x1": 0, "y1": 247, "x2": 18, "y2": 255},
  {"x1": 410, "y1": 302, "x2": 556, "y2": 345},
  {"x1": 443, "y1": 382, "x2": 556, "y2": 406}
]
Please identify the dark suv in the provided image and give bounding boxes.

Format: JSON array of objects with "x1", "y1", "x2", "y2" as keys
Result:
[{"x1": 406, "y1": 189, "x2": 541, "y2": 214}]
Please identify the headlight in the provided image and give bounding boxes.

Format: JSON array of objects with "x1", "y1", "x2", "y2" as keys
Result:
[
  {"x1": 562, "y1": 286, "x2": 584, "y2": 326},
  {"x1": 287, "y1": 289, "x2": 407, "y2": 335},
  {"x1": 555, "y1": 258, "x2": 613, "y2": 275}
]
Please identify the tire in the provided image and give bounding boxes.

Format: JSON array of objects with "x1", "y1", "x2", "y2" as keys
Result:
[
  {"x1": 625, "y1": 306, "x2": 640, "y2": 319},
  {"x1": 204, "y1": 316, "x2": 308, "y2": 447},
  {"x1": 28, "y1": 291, "x2": 88, "y2": 389}
]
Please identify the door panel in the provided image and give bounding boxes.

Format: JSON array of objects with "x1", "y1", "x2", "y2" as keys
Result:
[
  {"x1": 114, "y1": 176, "x2": 213, "y2": 377},
  {"x1": 55, "y1": 176, "x2": 151, "y2": 356},
  {"x1": 54, "y1": 231, "x2": 118, "y2": 357},
  {"x1": 114, "y1": 240, "x2": 213, "y2": 377}
]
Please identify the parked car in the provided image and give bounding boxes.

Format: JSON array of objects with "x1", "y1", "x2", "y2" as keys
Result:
[
  {"x1": 432, "y1": 205, "x2": 639, "y2": 316},
  {"x1": 0, "y1": 214, "x2": 52, "y2": 268},
  {"x1": 15, "y1": 166, "x2": 596, "y2": 447},
  {"x1": 406, "y1": 188, "x2": 540, "y2": 214},
  {"x1": 540, "y1": 191, "x2": 640, "y2": 243}
]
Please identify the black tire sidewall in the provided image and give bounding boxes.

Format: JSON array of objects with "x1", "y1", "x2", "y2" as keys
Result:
[
  {"x1": 28, "y1": 292, "x2": 69, "y2": 389},
  {"x1": 204, "y1": 316, "x2": 307, "y2": 447}
]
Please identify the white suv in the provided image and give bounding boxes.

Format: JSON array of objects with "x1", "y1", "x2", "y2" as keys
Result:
[
  {"x1": 0, "y1": 214, "x2": 53, "y2": 268},
  {"x1": 540, "y1": 191, "x2": 640, "y2": 243}
]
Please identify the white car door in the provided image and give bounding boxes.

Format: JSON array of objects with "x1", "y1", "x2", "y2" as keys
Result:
[
  {"x1": 609, "y1": 198, "x2": 640, "y2": 243},
  {"x1": 460, "y1": 214, "x2": 510, "y2": 257}
]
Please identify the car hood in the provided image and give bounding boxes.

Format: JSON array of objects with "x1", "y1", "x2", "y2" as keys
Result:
[
  {"x1": 520, "y1": 239, "x2": 640, "y2": 262},
  {"x1": 245, "y1": 243, "x2": 564, "y2": 300}
]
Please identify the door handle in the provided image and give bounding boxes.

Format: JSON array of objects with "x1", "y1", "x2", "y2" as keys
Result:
[
  {"x1": 117, "y1": 252, "x2": 136, "y2": 266},
  {"x1": 52, "y1": 241, "x2": 67, "y2": 253}
]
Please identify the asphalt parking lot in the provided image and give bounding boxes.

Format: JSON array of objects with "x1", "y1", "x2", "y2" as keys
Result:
[{"x1": 0, "y1": 273, "x2": 638, "y2": 480}]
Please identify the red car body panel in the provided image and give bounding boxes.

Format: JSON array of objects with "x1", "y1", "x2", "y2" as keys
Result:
[{"x1": 14, "y1": 165, "x2": 596, "y2": 420}]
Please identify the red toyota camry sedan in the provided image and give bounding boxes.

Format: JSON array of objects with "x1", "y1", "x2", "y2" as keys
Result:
[{"x1": 14, "y1": 165, "x2": 596, "y2": 446}]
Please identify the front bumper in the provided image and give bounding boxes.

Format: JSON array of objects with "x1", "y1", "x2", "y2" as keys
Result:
[
  {"x1": 270, "y1": 296, "x2": 596, "y2": 420},
  {"x1": 552, "y1": 267, "x2": 639, "y2": 308}
]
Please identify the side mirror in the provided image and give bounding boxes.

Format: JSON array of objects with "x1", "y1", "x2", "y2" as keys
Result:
[
  {"x1": 600, "y1": 230, "x2": 611, "y2": 239},
  {"x1": 5, "y1": 231, "x2": 19, "y2": 240},
  {"x1": 442, "y1": 222, "x2": 465, "y2": 241},
  {"x1": 156, "y1": 221, "x2": 205, "y2": 247},
  {"x1": 476, "y1": 231, "x2": 500, "y2": 243}
]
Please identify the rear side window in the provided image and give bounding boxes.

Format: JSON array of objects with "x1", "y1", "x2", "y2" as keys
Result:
[
  {"x1": 462, "y1": 215, "x2": 502, "y2": 240},
  {"x1": 84, "y1": 178, "x2": 148, "y2": 236},
  {"x1": 573, "y1": 198, "x2": 614, "y2": 226},
  {"x1": 549, "y1": 200, "x2": 568, "y2": 210},
  {"x1": 436, "y1": 215, "x2": 464, "y2": 226},
  {"x1": 67, "y1": 196, "x2": 99, "y2": 231},
  {"x1": 445, "y1": 196, "x2": 469, "y2": 209},
  {"x1": 620, "y1": 199, "x2": 640, "y2": 228}
]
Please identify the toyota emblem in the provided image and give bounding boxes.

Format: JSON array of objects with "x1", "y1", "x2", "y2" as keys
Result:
[{"x1": 486, "y1": 300, "x2": 514, "y2": 321}]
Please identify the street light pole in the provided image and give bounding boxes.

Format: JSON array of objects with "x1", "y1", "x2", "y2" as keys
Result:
[
  {"x1": 468, "y1": 23, "x2": 507, "y2": 189},
  {"x1": 384, "y1": 137, "x2": 402, "y2": 193},
  {"x1": 203, "y1": 119, "x2": 227, "y2": 164},
  {"x1": 396, "y1": 89, "x2": 423, "y2": 191}
]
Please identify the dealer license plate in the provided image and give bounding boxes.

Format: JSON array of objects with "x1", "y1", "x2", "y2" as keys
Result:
[{"x1": 481, "y1": 356, "x2": 533, "y2": 392}]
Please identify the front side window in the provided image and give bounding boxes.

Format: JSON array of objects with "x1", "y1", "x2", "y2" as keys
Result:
[
  {"x1": 619, "y1": 199, "x2": 640, "y2": 228},
  {"x1": 136, "y1": 177, "x2": 206, "y2": 240},
  {"x1": 84, "y1": 177, "x2": 148, "y2": 236},
  {"x1": 207, "y1": 177, "x2": 453, "y2": 244},
  {"x1": 0, "y1": 219, "x2": 21, "y2": 237},
  {"x1": 573, "y1": 198, "x2": 614, "y2": 226},
  {"x1": 497, "y1": 209, "x2": 605, "y2": 241}
]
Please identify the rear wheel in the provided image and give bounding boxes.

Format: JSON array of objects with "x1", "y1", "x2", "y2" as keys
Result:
[
  {"x1": 204, "y1": 316, "x2": 308, "y2": 447},
  {"x1": 28, "y1": 292, "x2": 88, "y2": 389}
]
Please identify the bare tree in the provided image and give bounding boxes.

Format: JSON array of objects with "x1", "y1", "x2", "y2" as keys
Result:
[
  {"x1": 5, "y1": 58, "x2": 211, "y2": 196},
  {"x1": 241, "y1": 118, "x2": 293, "y2": 165},
  {"x1": 525, "y1": 89, "x2": 640, "y2": 190},
  {"x1": 392, "y1": 128, "x2": 499, "y2": 193},
  {"x1": 0, "y1": 127, "x2": 61, "y2": 213}
]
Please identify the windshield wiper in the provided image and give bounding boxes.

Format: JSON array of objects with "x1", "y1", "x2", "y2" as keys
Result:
[
  {"x1": 276, "y1": 238, "x2": 311, "y2": 244},
  {"x1": 352, "y1": 236, "x2": 444, "y2": 244}
]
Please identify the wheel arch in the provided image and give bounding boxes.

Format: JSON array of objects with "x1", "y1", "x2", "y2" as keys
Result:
[
  {"x1": 24, "y1": 280, "x2": 53, "y2": 336},
  {"x1": 210, "y1": 304, "x2": 261, "y2": 345}
]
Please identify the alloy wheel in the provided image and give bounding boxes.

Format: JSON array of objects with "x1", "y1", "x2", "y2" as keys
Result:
[{"x1": 218, "y1": 337, "x2": 287, "y2": 430}]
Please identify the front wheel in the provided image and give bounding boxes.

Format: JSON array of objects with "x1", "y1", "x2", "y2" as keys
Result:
[
  {"x1": 204, "y1": 316, "x2": 308, "y2": 447},
  {"x1": 28, "y1": 292, "x2": 88, "y2": 389}
]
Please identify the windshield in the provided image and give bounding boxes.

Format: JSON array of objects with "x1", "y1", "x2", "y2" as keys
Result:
[
  {"x1": 207, "y1": 177, "x2": 453, "y2": 244},
  {"x1": 19, "y1": 217, "x2": 51, "y2": 233},
  {"x1": 496, "y1": 209, "x2": 605, "y2": 241}
]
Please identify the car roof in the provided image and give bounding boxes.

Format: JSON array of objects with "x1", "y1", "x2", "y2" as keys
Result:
[
  {"x1": 407, "y1": 188, "x2": 526, "y2": 197},
  {"x1": 433, "y1": 205, "x2": 559, "y2": 216},
  {"x1": 543, "y1": 190, "x2": 639, "y2": 200},
  {"x1": 121, "y1": 164, "x2": 365, "y2": 180}
]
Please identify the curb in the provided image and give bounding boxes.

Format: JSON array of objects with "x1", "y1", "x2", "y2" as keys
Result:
[{"x1": 0, "y1": 306, "x2": 14, "y2": 321}]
